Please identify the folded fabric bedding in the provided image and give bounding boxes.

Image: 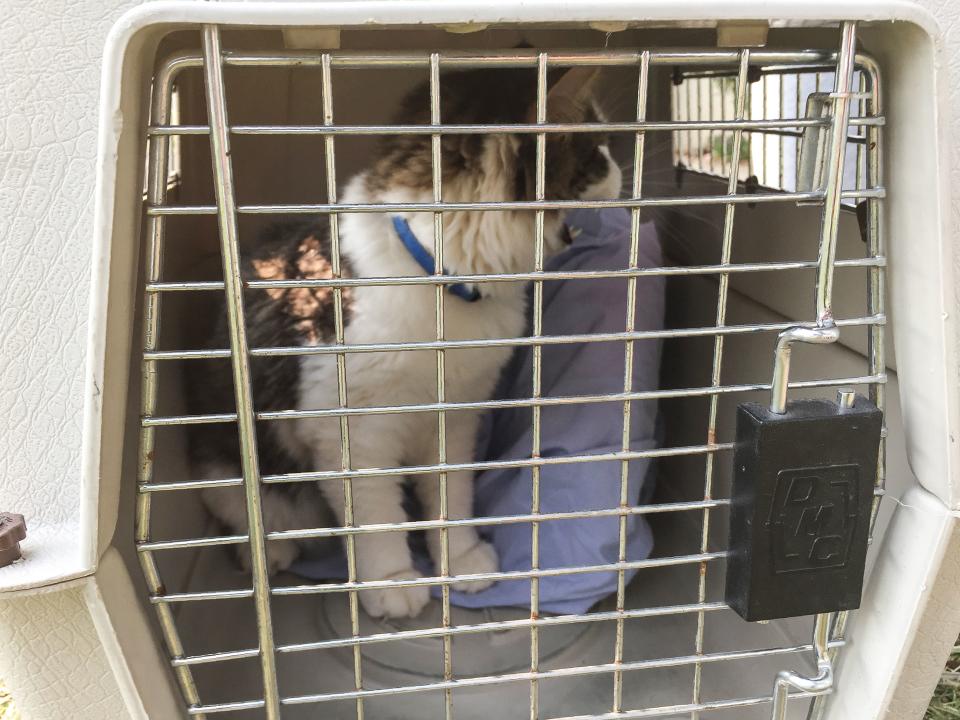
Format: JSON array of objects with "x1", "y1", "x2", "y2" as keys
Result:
[{"x1": 290, "y1": 207, "x2": 665, "y2": 614}]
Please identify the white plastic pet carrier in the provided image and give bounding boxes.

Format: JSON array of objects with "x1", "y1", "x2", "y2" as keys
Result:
[{"x1": 2, "y1": 3, "x2": 960, "y2": 720}]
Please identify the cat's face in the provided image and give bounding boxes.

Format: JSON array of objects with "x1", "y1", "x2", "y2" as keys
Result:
[
  {"x1": 515, "y1": 96, "x2": 623, "y2": 206},
  {"x1": 372, "y1": 66, "x2": 621, "y2": 205},
  {"x1": 366, "y1": 66, "x2": 622, "y2": 268}
]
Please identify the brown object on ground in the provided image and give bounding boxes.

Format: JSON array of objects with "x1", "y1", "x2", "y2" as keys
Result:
[{"x1": 0, "y1": 513, "x2": 26, "y2": 568}]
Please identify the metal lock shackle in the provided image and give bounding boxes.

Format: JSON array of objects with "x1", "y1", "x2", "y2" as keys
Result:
[
  {"x1": 769, "y1": 324, "x2": 840, "y2": 414},
  {"x1": 771, "y1": 613, "x2": 834, "y2": 718}
]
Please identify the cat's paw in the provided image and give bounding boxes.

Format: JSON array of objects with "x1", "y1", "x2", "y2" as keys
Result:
[
  {"x1": 450, "y1": 540, "x2": 499, "y2": 593},
  {"x1": 360, "y1": 569, "x2": 431, "y2": 619},
  {"x1": 237, "y1": 541, "x2": 298, "y2": 576}
]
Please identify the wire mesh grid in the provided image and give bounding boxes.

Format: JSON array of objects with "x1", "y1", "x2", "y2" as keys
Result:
[
  {"x1": 134, "y1": 22, "x2": 885, "y2": 720},
  {"x1": 671, "y1": 58, "x2": 871, "y2": 202}
]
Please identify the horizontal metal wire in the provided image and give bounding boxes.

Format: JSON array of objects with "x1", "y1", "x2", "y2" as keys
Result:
[
  {"x1": 174, "y1": 602, "x2": 733, "y2": 668},
  {"x1": 140, "y1": 476, "x2": 244, "y2": 493},
  {"x1": 283, "y1": 640, "x2": 842, "y2": 704},
  {"x1": 550, "y1": 690, "x2": 821, "y2": 720},
  {"x1": 139, "y1": 372, "x2": 883, "y2": 495},
  {"x1": 283, "y1": 600, "x2": 727, "y2": 654},
  {"x1": 189, "y1": 690, "x2": 822, "y2": 718},
  {"x1": 155, "y1": 588, "x2": 254, "y2": 604},
  {"x1": 138, "y1": 499, "x2": 733, "y2": 552},
  {"x1": 675, "y1": 61, "x2": 842, "y2": 79},
  {"x1": 164, "y1": 48, "x2": 830, "y2": 78},
  {"x1": 153, "y1": 445, "x2": 733, "y2": 495},
  {"x1": 140, "y1": 314, "x2": 884, "y2": 371},
  {"x1": 146, "y1": 115, "x2": 883, "y2": 137},
  {"x1": 183, "y1": 640, "x2": 842, "y2": 714},
  {"x1": 137, "y1": 458, "x2": 885, "y2": 524},
  {"x1": 138, "y1": 534, "x2": 250, "y2": 552},
  {"x1": 152, "y1": 552, "x2": 726, "y2": 605},
  {"x1": 142, "y1": 372, "x2": 885, "y2": 428},
  {"x1": 144, "y1": 256, "x2": 886, "y2": 295},
  {"x1": 281, "y1": 552, "x2": 730, "y2": 597},
  {"x1": 143, "y1": 480, "x2": 883, "y2": 552},
  {"x1": 199, "y1": 47, "x2": 863, "y2": 69},
  {"x1": 189, "y1": 699, "x2": 264, "y2": 716},
  {"x1": 146, "y1": 186, "x2": 884, "y2": 216}
]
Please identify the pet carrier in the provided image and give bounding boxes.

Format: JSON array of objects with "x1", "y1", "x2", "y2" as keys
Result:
[{"x1": 1, "y1": 3, "x2": 959, "y2": 720}]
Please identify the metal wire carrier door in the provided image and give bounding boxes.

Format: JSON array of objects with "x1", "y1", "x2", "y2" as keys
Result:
[{"x1": 135, "y1": 20, "x2": 885, "y2": 720}]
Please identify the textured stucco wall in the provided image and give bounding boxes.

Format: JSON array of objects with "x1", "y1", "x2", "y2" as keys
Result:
[
  {"x1": 0, "y1": 585, "x2": 132, "y2": 720},
  {"x1": 0, "y1": 0, "x2": 139, "y2": 533}
]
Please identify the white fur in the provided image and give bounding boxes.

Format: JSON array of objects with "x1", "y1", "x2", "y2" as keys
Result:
[{"x1": 204, "y1": 131, "x2": 622, "y2": 619}]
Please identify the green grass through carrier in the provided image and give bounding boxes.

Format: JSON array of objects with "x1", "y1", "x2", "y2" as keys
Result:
[
  {"x1": 928, "y1": 644, "x2": 960, "y2": 719},
  {"x1": 0, "y1": 682, "x2": 18, "y2": 720}
]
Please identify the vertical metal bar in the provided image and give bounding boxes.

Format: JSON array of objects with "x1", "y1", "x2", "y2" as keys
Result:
[
  {"x1": 702, "y1": 79, "x2": 710, "y2": 173},
  {"x1": 691, "y1": 79, "x2": 698, "y2": 171},
  {"x1": 612, "y1": 50, "x2": 650, "y2": 716},
  {"x1": 808, "y1": 57, "x2": 884, "y2": 720},
  {"x1": 853, "y1": 73, "x2": 867, "y2": 190},
  {"x1": 761, "y1": 74, "x2": 768, "y2": 185},
  {"x1": 771, "y1": 24, "x2": 859, "y2": 720},
  {"x1": 429, "y1": 52, "x2": 455, "y2": 720},
  {"x1": 690, "y1": 49, "x2": 750, "y2": 720},
  {"x1": 770, "y1": 27, "x2": 857, "y2": 443},
  {"x1": 670, "y1": 83, "x2": 682, "y2": 167},
  {"x1": 707, "y1": 78, "x2": 717, "y2": 175},
  {"x1": 684, "y1": 75, "x2": 693, "y2": 171},
  {"x1": 862, "y1": 59, "x2": 887, "y2": 537},
  {"x1": 695, "y1": 78, "x2": 703, "y2": 172},
  {"x1": 529, "y1": 51, "x2": 548, "y2": 720},
  {"x1": 795, "y1": 72, "x2": 802, "y2": 189},
  {"x1": 772, "y1": 613, "x2": 833, "y2": 720},
  {"x1": 777, "y1": 75, "x2": 785, "y2": 189},
  {"x1": 861, "y1": 71, "x2": 868, "y2": 191},
  {"x1": 320, "y1": 52, "x2": 365, "y2": 720},
  {"x1": 136, "y1": 58, "x2": 206, "y2": 719},
  {"x1": 201, "y1": 25, "x2": 281, "y2": 720},
  {"x1": 815, "y1": 22, "x2": 857, "y2": 326},
  {"x1": 723, "y1": 76, "x2": 736, "y2": 177}
]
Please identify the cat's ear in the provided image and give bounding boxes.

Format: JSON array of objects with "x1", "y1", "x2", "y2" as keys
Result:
[
  {"x1": 526, "y1": 67, "x2": 599, "y2": 125},
  {"x1": 442, "y1": 133, "x2": 485, "y2": 169},
  {"x1": 547, "y1": 66, "x2": 599, "y2": 108}
]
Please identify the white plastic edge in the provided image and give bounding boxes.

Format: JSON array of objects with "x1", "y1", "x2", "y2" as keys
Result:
[
  {"x1": 79, "y1": 0, "x2": 945, "y2": 34},
  {"x1": 85, "y1": 578, "x2": 148, "y2": 720},
  {"x1": 823, "y1": 484, "x2": 960, "y2": 719},
  {"x1": 61, "y1": 0, "x2": 947, "y2": 601}
]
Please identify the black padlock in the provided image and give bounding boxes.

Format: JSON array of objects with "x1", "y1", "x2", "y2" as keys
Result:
[{"x1": 725, "y1": 328, "x2": 883, "y2": 622}]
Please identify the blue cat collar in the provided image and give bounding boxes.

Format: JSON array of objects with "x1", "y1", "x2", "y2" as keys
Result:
[{"x1": 392, "y1": 216, "x2": 481, "y2": 303}]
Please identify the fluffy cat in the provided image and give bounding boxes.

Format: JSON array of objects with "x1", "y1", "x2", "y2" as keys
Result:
[{"x1": 188, "y1": 65, "x2": 622, "y2": 619}]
